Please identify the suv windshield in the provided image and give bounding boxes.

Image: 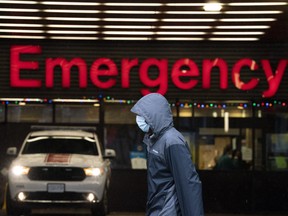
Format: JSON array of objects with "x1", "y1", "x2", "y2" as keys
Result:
[{"x1": 22, "y1": 136, "x2": 98, "y2": 155}]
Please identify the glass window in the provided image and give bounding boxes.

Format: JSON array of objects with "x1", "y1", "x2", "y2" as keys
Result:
[
  {"x1": 171, "y1": 105, "x2": 177, "y2": 117},
  {"x1": 253, "y1": 102, "x2": 288, "y2": 170},
  {"x1": 194, "y1": 101, "x2": 252, "y2": 118},
  {"x1": 104, "y1": 124, "x2": 144, "y2": 169},
  {"x1": 179, "y1": 104, "x2": 193, "y2": 117},
  {"x1": 7, "y1": 104, "x2": 52, "y2": 123},
  {"x1": 254, "y1": 101, "x2": 287, "y2": 119},
  {"x1": 181, "y1": 132, "x2": 196, "y2": 163},
  {"x1": 104, "y1": 102, "x2": 145, "y2": 168},
  {"x1": 105, "y1": 103, "x2": 135, "y2": 124},
  {"x1": 188, "y1": 101, "x2": 254, "y2": 170},
  {"x1": 264, "y1": 113, "x2": 288, "y2": 170},
  {"x1": 171, "y1": 102, "x2": 193, "y2": 117},
  {"x1": 254, "y1": 129, "x2": 264, "y2": 170},
  {"x1": 55, "y1": 104, "x2": 99, "y2": 123},
  {"x1": 266, "y1": 133, "x2": 288, "y2": 170},
  {"x1": 0, "y1": 104, "x2": 5, "y2": 122},
  {"x1": 197, "y1": 128, "x2": 253, "y2": 170}
]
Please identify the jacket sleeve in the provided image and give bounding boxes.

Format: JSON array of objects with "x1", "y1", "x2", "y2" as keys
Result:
[{"x1": 165, "y1": 142, "x2": 204, "y2": 216}]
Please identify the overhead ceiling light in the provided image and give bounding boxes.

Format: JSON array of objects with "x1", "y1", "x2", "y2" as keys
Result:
[
  {"x1": 41, "y1": 1, "x2": 100, "y2": 6},
  {"x1": 162, "y1": 18, "x2": 216, "y2": 22},
  {"x1": 203, "y1": 2, "x2": 222, "y2": 12},
  {"x1": 212, "y1": 31, "x2": 265, "y2": 35},
  {"x1": 225, "y1": 10, "x2": 282, "y2": 14},
  {"x1": 104, "y1": 99, "x2": 129, "y2": 103},
  {"x1": 48, "y1": 24, "x2": 99, "y2": 28},
  {"x1": 45, "y1": 17, "x2": 100, "y2": 21},
  {"x1": 44, "y1": 9, "x2": 100, "y2": 14},
  {"x1": 220, "y1": 18, "x2": 276, "y2": 22},
  {"x1": 104, "y1": 3, "x2": 163, "y2": 6},
  {"x1": 0, "y1": 16, "x2": 41, "y2": 20},
  {"x1": 0, "y1": 23, "x2": 43, "y2": 27},
  {"x1": 224, "y1": 112, "x2": 229, "y2": 132},
  {"x1": 228, "y1": 2, "x2": 287, "y2": 6},
  {"x1": 104, "y1": 25, "x2": 155, "y2": 29},
  {"x1": 209, "y1": 37, "x2": 259, "y2": 41},
  {"x1": 0, "y1": 0, "x2": 37, "y2": 4},
  {"x1": 47, "y1": 30, "x2": 97, "y2": 34},
  {"x1": 216, "y1": 25, "x2": 270, "y2": 29},
  {"x1": 0, "y1": 1, "x2": 284, "y2": 42},
  {"x1": 0, "y1": 8, "x2": 39, "y2": 12},
  {"x1": 0, "y1": 98, "x2": 45, "y2": 102},
  {"x1": 52, "y1": 99, "x2": 99, "y2": 102},
  {"x1": 0, "y1": 35, "x2": 45, "y2": 39},
  {"x1": 50, "y1": 36, "x2": 98, "y2": 40},
  {"x1": 103, "y1": 18, "x2": 158, "y2": 22},
  {"x1": 103, "y1": 37, "x2": 151, "y2": 40},
  {"x1": 156, "y1": 31, "x2": 206, "y2": 35},
  {"x1": 0, "y1": 29, "x2": 44, "y2": 33},
  {"x1": 156, "y1": 37, "x2": 204, "y2": 41},
  {"x1": 104, "y1": 10, "x2": 160, "y2": 14},
  {"x1": 159, "y1": 26, "x2": 212, "y2": 29},
  {"x1": 103, "y1": 31, "x2": 154, "y2": 35},
  {"x1": 165, "y1": 11, "x2": 221, "y2": 14},
  {"x1": 166, "y1": 3, "x2": 204, "y2": 6}
]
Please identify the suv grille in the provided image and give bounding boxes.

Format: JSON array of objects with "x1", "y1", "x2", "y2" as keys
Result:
[
  {"x1": 28, "y1": 167, "x2": 86, "y2": 181},
  {"x1": 27, "y1": 192, "x2": 89, "y2": 201}
]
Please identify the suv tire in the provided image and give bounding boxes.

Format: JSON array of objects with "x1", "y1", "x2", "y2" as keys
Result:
[
  {"x1": 6, "y1": 185, "x2": 31, "y2": 216},
  {"x1": 91, "y1": 188, "x2": 108, "y2": 216}
]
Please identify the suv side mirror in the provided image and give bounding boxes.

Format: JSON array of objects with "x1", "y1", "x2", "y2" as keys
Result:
[
  {"x1": 7, "y1": 147, "x2": 17, "y2": 156},
  {"x1": 104, "y1": 149, "x2": 116, "y2": 159}
]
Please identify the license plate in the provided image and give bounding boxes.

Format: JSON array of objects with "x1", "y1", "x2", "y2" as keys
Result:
[{"x1": 47, "y1": 183, "x2": 65, "y2": 193}]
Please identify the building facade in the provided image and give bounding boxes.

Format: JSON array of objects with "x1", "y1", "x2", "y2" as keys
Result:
[{"x1": 0, "y1": 39, "x2": 288, "y2": 213}]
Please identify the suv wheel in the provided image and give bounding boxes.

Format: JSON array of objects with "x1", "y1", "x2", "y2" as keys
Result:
[
  {"x1": 91, "y1": 189, "x2": 108, "y2": 216},
  {"x1": 6, "y1": 185, "x2": 31, "y2": 216}
]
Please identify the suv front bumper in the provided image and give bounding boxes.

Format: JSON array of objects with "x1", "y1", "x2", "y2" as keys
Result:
[{"x1": 8, "y1": 175, "x2": 106, "y2": 205}]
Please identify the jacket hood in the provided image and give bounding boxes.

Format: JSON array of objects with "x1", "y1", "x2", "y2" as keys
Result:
[{"x1": 131, "y1": 93, "x2": 173, "y2": 137}]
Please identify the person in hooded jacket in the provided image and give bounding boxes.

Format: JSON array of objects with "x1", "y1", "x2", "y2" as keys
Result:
[{"x1": 131, "y1": 93, "x2": 204, "y2": 216}]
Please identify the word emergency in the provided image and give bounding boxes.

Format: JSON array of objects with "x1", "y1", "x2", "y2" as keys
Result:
[{"x1": 10, "y1": 45, "x2": 287, "y2": 97}]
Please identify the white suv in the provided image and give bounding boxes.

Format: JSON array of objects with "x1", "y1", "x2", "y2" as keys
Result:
[{"x1": 6, "y1": 127, "x2": 115, "y2": 216}]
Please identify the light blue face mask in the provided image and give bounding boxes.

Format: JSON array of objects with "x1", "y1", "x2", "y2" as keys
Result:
[{"x1": 136, "y1": 115, "x2": 150, "y2": 132}]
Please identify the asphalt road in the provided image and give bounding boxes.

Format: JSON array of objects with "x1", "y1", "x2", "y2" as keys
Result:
[
  {"x1": 0, "y1": 209, "x2": 146, "y2": 216},
  {"x1": 0, "y1": 210, "x2": 256, "y2": 216},
  {"x1": 1, "y1": 207, "x2": 288, "y2": 216},
  {"x1": 1, "y1": 209, "x2": 288, "y2": 216}
]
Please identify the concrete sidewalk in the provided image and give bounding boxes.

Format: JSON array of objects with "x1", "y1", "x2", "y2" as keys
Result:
[
  {"x1": 108, "y1": 213, "x2": 287, "y2": 216},
  {"x1": 1, "y1": 205, "x2": 288, "y2": 215},
  {"x1": 1, "y1": 209, "x2": 288, "y2": 216}
]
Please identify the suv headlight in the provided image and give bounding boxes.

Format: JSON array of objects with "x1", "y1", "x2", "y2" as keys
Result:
[
  {"x1": 84, "y1": 168, "x2": 104, "y2": 177},
  {"x1": 11, "y1": 165, "x2": 30, "y2": 176}
]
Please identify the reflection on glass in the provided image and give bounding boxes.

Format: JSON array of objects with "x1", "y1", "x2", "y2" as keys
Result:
[
  {"x1": 55, "y1": 104, "x2": 99, "y2": 123},
  {"x1": 194, "y1": 106, "x2": 252, "y2": 117},
  {"x1": 105, "y1": 104, "x2": 135, "y2": 124},
  {"x1": 267, "y1": 133, "x2": 288, "y2": 170},
  {"x1": 7, "y1": 104, "x2": 52, "y2": 123},
  {"x1": 0, "y1": 104, "x2": 5, "y2": 122},
  {"x1": 197, "y1": 130, "x2": 253, "y2": 171}
]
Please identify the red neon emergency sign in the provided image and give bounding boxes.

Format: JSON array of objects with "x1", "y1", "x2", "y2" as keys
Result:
[{"x1": 10, "y1": 45, "x2": 288, "y2": 98}]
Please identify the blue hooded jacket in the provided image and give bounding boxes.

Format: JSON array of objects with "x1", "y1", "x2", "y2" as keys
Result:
[{"x1": 131, "y1": 93, "x2": 204, "y2": 216}]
